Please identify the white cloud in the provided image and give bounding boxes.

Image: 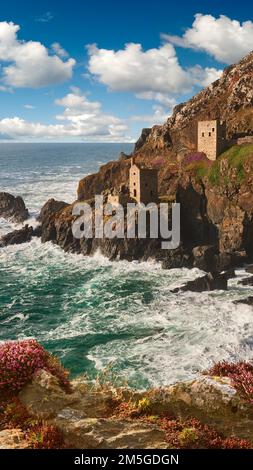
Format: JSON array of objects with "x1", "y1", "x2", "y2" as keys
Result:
[
  {"x1": 87, "y1": 43, "x2": 190, "y2": 94},
  {"x1": 188, "y1": 65, "x2": 222, "y2": 87},
  {"x1": 130, "y1": 105, "x2": 170, "y2": 124},
  {"x1": 162, "y1": 14, "x2": 253, "y2": 64},
  {"x1": 51, "y1": 42, "x2": 69, "y2": 58},
  {"x1": 24, "y1": 104, "x2": 35, "y2": 109},
  {"x1": 0, "y1": 21, "x2": 75, "y2": 88},
  {"x1": 0, "y1": 89, "x2": 131, "y2": 141},
  {"x1": 86, "y1": 42, "x2": 222, "y2": 104}
]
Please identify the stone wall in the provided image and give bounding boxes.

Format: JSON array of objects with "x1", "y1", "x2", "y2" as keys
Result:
[{"x1": 237, "y1": 136, "x2": 253, "y2": 145}]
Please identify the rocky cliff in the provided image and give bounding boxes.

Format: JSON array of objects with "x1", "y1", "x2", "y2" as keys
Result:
[
  {"x1": 78, "y1": 51, "x2": 253, "y2": 200},
  {"x1": 136, "y1": 51, "x2": 253, "y2": 157},
  {"x1": 73, "y1": 51, "x2": 253, "y2": 267},
  {"x1": 1, "y1": 52, "x2": 253, "y2": 272},
  {"x1": 1, "y1": 340, "x2": 253, "y2": 449}
]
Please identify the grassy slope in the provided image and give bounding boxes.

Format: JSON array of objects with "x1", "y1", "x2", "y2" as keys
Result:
[{"x1": 184, "y1": 144, "x2": 253, "y2": 185}]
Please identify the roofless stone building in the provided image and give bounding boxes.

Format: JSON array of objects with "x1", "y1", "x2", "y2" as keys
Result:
[
  {"x1": 198, "y1": 120, "x2": 227, "y2": 161},
  {"x1": 129, "y1": 158, "x2": 158, "y2": 204}
]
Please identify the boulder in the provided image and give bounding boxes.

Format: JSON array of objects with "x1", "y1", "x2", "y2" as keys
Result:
[
  {"x1": 239, "y1": 276, "x2": 253, "y2": 286},
  {"x1": 38, "y1": 198, "x2": 68, "y2": 243},
  {"x1": 171, "y1": 271, "x2": 228, "y2": 293},
  {"x1": 54, "y1": 416, "x2": 168, "y2": 449},
  {"x1": 0, "y1": 224, "x2": 40, "y2": 247},
  {"x1": 234, "y1": 296, "x2": 253, "y2": 306},
  {"x1": 19, "y1": 369, "x2": 77, "y2": 418},
  {"x1": 0, "y1": 192, "x2": 28, "y2": 223}
]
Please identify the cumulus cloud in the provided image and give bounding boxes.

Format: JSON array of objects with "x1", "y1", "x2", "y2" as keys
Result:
[
  {"x1": 0, "y1": 89, "x2": 131, "y2": 141},
  {"x1": 0, "y1": 21, "x2": 75, "y2": 88},
  {"x1": 87, "y1": 43, "x2": 190, "y2": 94},
  {"x1": 86, "y1": 42, "x2": 222, "y2": 105},
  {"x1": 162, "y1": 14, "x2": 253, "y2": 64},
  {"x1": 24, "y1": 104, "x2": 35, "y2": 109}
]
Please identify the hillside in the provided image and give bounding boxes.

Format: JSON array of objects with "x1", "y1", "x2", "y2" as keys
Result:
[
  {"x1": 78, "y1": 51, "x2": 253, "y2": 201},
  {"x1": 135, "y1": 51, "x2": 253, "y2": 157}
]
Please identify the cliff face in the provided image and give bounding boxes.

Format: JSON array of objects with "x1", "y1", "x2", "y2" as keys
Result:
[
  {"x1": 71, "y1": 52, "x2": 253, "y2": 267},
  {"x1": 137, "y1": 51, "x2": 253, "y2": 157},
  {"x1": 78, "y1": 51, "x2": 253, "y2": 201}
]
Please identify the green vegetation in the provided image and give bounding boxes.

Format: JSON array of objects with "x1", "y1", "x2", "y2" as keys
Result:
[{"x1": 197, "y1": 144, "x2": 253, "y2": 186}]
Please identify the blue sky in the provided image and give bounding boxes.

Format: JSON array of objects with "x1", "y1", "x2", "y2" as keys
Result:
[{"x1": 0, "y1": 0, "x2": 252, "y2": 142}]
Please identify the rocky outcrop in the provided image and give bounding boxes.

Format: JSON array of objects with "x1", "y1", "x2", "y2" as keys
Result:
[
  {"x1": 18, "y1": 370, "x2": 168, "y2": 449},
  {"x1": 137, "y1": 51, "x2": 253, "y2": 156},
  {"x1": 234, "y1": 296, "x2": 253, "y2": 306},
  {"x1": 74, "y1": 52, "x2": 253, "y2": 269},
  {"x1": 38, "y1": 198, "x2": 68, "y2": 244},
  {"x1": 171, "y1": 271, "x2": 229, "y2": 293},
  {"x1": 17, "y1": 369, "x2": 253, "y2": 447},
  {"x1": 0, "y1": 224, "x2": 41, "y2": 247},
  {"x1": 134, "y1": 128, "x2": 152, "y2": 152},
  {"x1": 77, "y1": 159, "x2": 132, "y2": 202},
  {"x1": 143, "y1": 375, "x2": 253, "y2": 441},
  {"x1": 0, "y1": 192, "x2": 28, "y2": 223},
  {"x1": 239, "y1": 276, "x2": 253, "y2": 286}
]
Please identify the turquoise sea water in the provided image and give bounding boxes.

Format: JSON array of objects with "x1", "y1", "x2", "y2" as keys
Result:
[{"x1": 1, "y1": 143, "x2": 253, "y2": 389}]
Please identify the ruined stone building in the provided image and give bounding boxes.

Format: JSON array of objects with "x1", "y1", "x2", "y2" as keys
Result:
[
  {"x1": 129, "y1": 158, "x2": 158, "y2": 204},
  {"x1": 198, "y1": 120, "x2": 227, "y2": 160}
]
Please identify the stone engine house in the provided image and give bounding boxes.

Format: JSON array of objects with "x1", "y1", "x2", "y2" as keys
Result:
[
  {"x1": 198, "y1": 120, "x2": 227, "y2": 160},
  {"x1": 129, "y1": 158, "x2": 158, "y2": 204}
]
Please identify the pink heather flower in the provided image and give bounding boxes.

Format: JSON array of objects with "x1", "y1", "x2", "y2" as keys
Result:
[{"x1": 0, "y1": 339, "x2": 70, "y2": 393}]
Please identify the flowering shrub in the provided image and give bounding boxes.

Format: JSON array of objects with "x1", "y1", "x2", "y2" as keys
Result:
[
  {"x1": 159, "y1": 416, "x2": 251, "y2": 449},
  {"x1": 205, "y1": 361, "x2": 253, "y2": 403},
  {"x1": 183, "y1": 152, "x2": 208, "y2": 165},
  {"x1": 0, "y1": 339, "x2": 71, "y2": 394},
  {"x1": 26, "y1": 423, "x2": 64, "y2": 449}
]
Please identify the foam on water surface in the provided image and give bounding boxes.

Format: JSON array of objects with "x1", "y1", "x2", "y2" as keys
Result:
[{"x1": 1, "y1": 143, "x2": 253, "y2": 388}]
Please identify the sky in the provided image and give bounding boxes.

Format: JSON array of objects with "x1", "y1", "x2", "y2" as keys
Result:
[{"x1": 0, "y1": 0, "x2": 252, "y2": 142}]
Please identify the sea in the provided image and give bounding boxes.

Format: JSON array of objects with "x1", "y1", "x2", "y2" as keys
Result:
[{"x1": 0, "y1": 143, "x2": 253, "y2": 389}]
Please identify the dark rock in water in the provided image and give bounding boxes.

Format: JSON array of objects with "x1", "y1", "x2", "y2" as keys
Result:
[
  {"x1": 0, "y1": 225, "x2": 35, "y2": 247},
  {"x1": 234, "y1": 296, "x2": 253, "y2": 306},
  {"x1": 246, "y1": 265, "x2": 253, "y2": 274},
  {"x1": 38, "y1": 198, "x2": 69, "y2": 243},
  {"x1": 171, "y1": 271, "x2": 228, "y2": 293},
  {"x1": 0, "y1": 192, "x2": 29, "y2": 223},
  {"x1": 192, "y1": 245, "x2": 218, "y2": 272},
  {"x1": 239, "y1": 276, "x2": 253, "y2": 286},
  {"x1": 223, "y1": 268, "x2": 236, "y2": 279}
]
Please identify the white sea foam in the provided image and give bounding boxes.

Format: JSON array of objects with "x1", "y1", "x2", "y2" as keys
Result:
[{"x1": 1, "y1": 144, "x2": 253, "y2": 388}]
